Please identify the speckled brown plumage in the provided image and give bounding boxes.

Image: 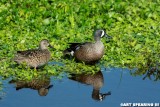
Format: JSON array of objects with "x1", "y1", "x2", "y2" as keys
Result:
[
  {"x1": 14, "y1": 39, "x2": 52, "y2": 69},
  {"x1": 74, "y1": 42, "x2": 105, "y2": 64},
  {"x1": 63, "y1": 29, "x2": 111, "y2": 64}
]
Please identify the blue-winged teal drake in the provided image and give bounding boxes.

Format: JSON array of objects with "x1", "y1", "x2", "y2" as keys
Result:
[
  {"x1": 9, "y1": 76, "x2": 53, "y2": 96},
  {"x1": 63, "y1": 29, "x2": 111, "y2": 64},
  {"x1": 69, "y1": 71, "x2": 111, "y2": 101},
  {"x1": 14, "y1": 39, "x2": 53, "y2": 69}
]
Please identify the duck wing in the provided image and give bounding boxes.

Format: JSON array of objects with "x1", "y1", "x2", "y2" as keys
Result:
[
  {"x1": 68, "y1": 42, "x2": 91, "y2": 51},
  {"x1": 14, "y1": 49, "x2": 41, "y2": 61},
  {"x1": 16, "y1": 49, "x2": 42, "y2": 57},
  {"x1": 63, "y1": 42, "x2": 91, "y2": 56}
]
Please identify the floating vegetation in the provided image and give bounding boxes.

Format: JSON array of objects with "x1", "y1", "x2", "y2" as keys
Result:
[{"x1": 0, "y1": 0, "x2": 159, "y2": 80}]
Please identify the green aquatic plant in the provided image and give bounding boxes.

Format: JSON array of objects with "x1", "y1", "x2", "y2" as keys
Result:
[{"x1": 0, "y1": 0, "x2": 159, "y2": 80}]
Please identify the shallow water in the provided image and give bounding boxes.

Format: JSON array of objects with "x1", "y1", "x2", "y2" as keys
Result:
[{"x1": 0, "y1": 68, "x2": 160, "y2": 107}]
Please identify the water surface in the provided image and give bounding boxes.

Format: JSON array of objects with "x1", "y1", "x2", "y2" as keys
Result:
[{"x1": 0, "y1": 68, "x2": 160, "y2": 107}]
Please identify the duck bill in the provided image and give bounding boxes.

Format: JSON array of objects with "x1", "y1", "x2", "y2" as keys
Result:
[
  {"x1": 46, "y1": 85, "x2": 53, "y2": 89},
  {"x1": 105, "y1": 34, "x2": 112, "y2": 43},
  {"x1": 105, "y1": 34, "x2": 112, "y2": 39}
]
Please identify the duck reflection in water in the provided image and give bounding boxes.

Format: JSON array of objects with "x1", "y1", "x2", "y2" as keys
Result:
[
  {"x1": 69, "y1": 70, "x2": 111, "y2": 101},
  {"x1": 9, "y1": 76, "x2": 53, "y2": 96}
]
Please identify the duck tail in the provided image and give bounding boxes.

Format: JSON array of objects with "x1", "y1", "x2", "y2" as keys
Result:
[
  {"x1": 63, "y1": 43, "x2": 81, "y2": 56},
  {"x1": 63, "y1": 49, "x2": 71, "y2": 56}
]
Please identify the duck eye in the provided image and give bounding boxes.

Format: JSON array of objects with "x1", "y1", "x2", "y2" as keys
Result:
[{"x1": 43, "y1": 42, "x2": 47, "y2": 45}]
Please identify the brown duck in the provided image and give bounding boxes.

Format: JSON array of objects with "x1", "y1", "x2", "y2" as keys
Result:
[
  {"x1": 63, "y1": 29, "x2": 111, "y2": 64},
  {"x1": 14, "y1": 39, "x2": 53, "y2": 69}
]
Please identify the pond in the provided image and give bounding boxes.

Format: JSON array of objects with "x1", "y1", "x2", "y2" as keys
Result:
[{"x1": 0, "y1": 68, "x2": 160, "y2": 107}]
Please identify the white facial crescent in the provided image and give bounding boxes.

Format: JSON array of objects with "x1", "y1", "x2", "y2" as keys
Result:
[{"x1": 101, "y1": 30, "x2": 105, "y2": 37}]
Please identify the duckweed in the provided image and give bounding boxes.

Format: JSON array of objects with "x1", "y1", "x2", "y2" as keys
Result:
[{"x1": 0, "y1": 0, "x2": 159, "y2": 80}]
